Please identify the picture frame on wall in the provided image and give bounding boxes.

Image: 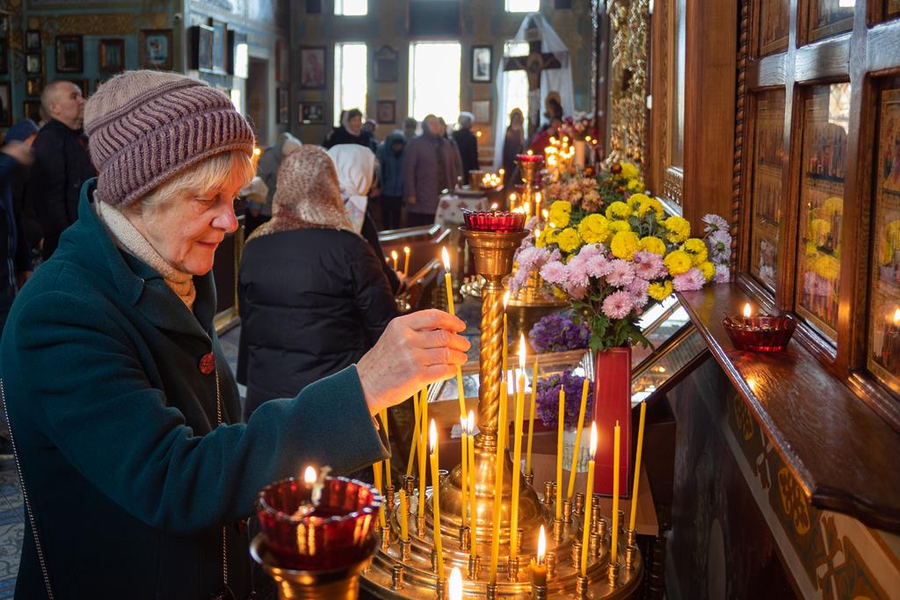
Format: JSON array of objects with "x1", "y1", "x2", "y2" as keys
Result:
[
  {"x1": 0, "y1": 12, "x2": 9, "y2": 75},
  {"x1": 189, "y1": 25, "x2": 215, "y2": 72},
  {"x1": 299, "y1": 46, "x2": 326, "y2": 90},
  {"x1": 99, "y1": 39, "x2": 125, "y2": 73},
  {"x1": 376, "y1": 100, "x2": 396, "y2": 124},
  {"x1": 56, "y1": 35, "x2": 83, "y2": 73},
  {"x1": 26, "y1": 53, "x2": 41, "y2": 75},
  {"x1": 139, "y1": 29, "x2": 173, "y2": 71},
  {"x1": 0, "y1": 82, "x2": 10, "y2": 127},
  {"x1": 374, "y1": 46, "x2": 398, "y2": 83},
  {"x1": 472, "y1": 100, "x2": 491, "y2": 124},
  {"x1": 26, "y1": 77, "x2": 42, "y2": 97},
  {"x1": 277, "y1": 88, "x2": 289, "y2": 125},
  {"x1": 23, "y1": 100, "x2": 41, "y2": 124},
  {"x1": 25, "y1": 30, "x2": 41, "y2": 53},
  {"x1": 298, "y1": 101, "x2": 325, "y2": 125},
  {"x1": 471, "y1": 45, "x2": 492, "y2": 83},
  {"x1": 209, "y1": 19, "x2": 228, "y2": 73}
]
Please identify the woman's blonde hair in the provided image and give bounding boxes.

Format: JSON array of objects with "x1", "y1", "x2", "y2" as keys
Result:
[{"x1": 129, "y1": 150, "x2": 255, "y2": 215}]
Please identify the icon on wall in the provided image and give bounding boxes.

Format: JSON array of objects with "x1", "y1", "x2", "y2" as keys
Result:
[
  {"x1": 300, "y1": 46, "x2": 326, "y2": 90},
  {"x1": 471, "y1": 45, "x2": 492, "y2": 83},
  {"x1": 99, "y1": 39, "x2": 124, "y2": 73},
  {"x1": 140, "y1": 29, "x2": 173, "y2": 71},
  {"x1": 26, "y1": 53, "x2": 41, "y2": 75},
  {"x1": 55, "y1": 34, "x2": 83, "y2": 73},
  {"x1": 189, "y1": 25, "x2": 215, "y2": 73},
  {"x1": 25, "y1": 29, "x2": 41, "y2": 53},
  {"x1": 298, "y1": 101, "x2": 325, "y2": 125},
  {"x1": 376, "y1": 100, "x2": 396, "y2": 125},
  {"x1": 374, "y1": 46, "x2": 398, "y2": 83}
]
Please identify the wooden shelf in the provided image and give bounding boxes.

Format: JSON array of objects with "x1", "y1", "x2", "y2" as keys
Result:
[{"x1": 678, "y1": 284, "x2": 900, "y2": 533}]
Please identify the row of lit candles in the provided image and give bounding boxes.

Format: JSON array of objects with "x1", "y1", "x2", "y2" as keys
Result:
[{"x1": 386, "y1": 246, "x2": 412, "y2": 274}]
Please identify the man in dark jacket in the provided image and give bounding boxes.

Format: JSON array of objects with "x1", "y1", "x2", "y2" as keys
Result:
[
  {"x1": 452, "y1": 111, "x2": 480, "y2": 181},
  {"x1": 26, "y1": 80, "x2": 96, "y2": 259},
  {"x1": 402, "y1": 115, "x2": 463, "y2": 227},
  {"x1": 0, "y1": 119, "x2": 38, "y2": 334}
]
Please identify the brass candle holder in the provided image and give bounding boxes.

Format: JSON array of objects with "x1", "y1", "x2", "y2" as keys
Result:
[{"x1": 358, "y1": 223, "x2": 642, "y2": 598}]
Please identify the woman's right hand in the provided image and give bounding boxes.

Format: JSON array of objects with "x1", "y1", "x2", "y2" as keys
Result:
[{"x1": 356, "y1": 309, "x2": 469, "y2": 416}]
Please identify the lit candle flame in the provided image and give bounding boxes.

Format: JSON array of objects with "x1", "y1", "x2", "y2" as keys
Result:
[
  {"x1": 510, "y1": 192, "x2": 517, "y2": 201},
  {"x1": 253, "y1": 147, "x2": 261, "y2": 157},
  {"x1": 467, "y1": 410, "x2": 475, "y2": 435},
  {"x1": 586, "y1": 135, "x2": 592, "y2": 142},
  {"x1": 503, "y1": 290, "x2": 510, "y2": 310},
  {"x1": 743, "y1": 303, "x2": 752, "y2": 319},
  {"x1": 490, "y1": 203, "x2": 499, "y2": 211},
  {"x1": 542, "y1": 209, "x2": 549, "y2": 220},
  {"x1": 429, "y1": 419, "x2": 437, "y2": 454},
  {"x1": 537, "y1": 525, "x2": 546, "y2": 564},
  {"x1": 518, "y1": 334, "x2": 526, "y2": 371},
  {"x1": 404, "y1": 246, "x2": 410, "y2": 255},
  {"x1": 499, "y1": 168, "x2": 505, "y2": 175},
  {"x1": 391, "y1": 250, "x2": 398, "y2": 261},
  {"x1": 893, "y1": 308, "x2": 899, "y2": 324},
  {"x1": 536, "y1": 192, "x2": 542, "y2": 203},
  {"x1": 549, "y1": 222, "x2": 556, "y2": 229},
  {"x1": 449, "y1": 566, "x2": 463, "y2": 599},
  {"x1": 303, "y1": 465, "x2": 317, "y2": 485},
  {"x1": 441, "y1": 247, "x2": 451, "y2": 271},
  {"x1": 589, "y1": 421, "x2": 598, "y2": 459},
  {"x1": 527, "y1": 149, "x2": 533, "y2": 156}
]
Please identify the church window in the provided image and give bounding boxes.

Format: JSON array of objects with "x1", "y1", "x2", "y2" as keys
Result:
[
  {"x1": 503, "y1": 41, "x2": 531, "y2": 136},
  {"x1": 333, "y1": 42, "x2": 368, "y2": 126},
  {"x1": 408, "y1": 42, "x2": 461, "y2": 123},
  {"x1": 334, "y1": 0, "x2": 367, "y2": 16},
  {"x1": 506, "y1": 0, "x2": 540, "y2": 12}
]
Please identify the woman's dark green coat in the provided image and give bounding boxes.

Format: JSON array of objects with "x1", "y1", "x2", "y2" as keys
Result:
[{"x1": 0, "y1": 181, "x2": 388, "y2": 599}]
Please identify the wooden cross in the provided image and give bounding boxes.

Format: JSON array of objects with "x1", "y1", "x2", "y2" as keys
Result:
[{"x1": 503, "y1": 17, "x2": 566, "y2": 140}]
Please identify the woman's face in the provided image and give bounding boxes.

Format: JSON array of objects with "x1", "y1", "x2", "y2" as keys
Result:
[
  {"x1": 348, "y1": 116, "x2": 363, "y2": 135},
  {"x1": 133, "y1": 182, "x2": 243, "y2": 276}
]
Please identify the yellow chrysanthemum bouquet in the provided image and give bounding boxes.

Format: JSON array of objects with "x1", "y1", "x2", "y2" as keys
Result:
[{"x1": 512, "y1": 165, "x2": 731, "y2": 351}]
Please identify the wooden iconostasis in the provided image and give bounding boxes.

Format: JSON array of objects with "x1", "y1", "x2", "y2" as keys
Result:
[{"x1": 639, "y1": 0, "x2": 900, "y2": 431}]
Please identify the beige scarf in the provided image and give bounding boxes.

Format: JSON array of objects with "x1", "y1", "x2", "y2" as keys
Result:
[{"x1": 95, "y1": 198, "x2": 197, "y2": 311}]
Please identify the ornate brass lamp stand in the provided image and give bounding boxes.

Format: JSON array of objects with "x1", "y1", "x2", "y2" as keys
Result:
[{"x1": 359, "y1": 223, "x2": 642, "y2": 598}]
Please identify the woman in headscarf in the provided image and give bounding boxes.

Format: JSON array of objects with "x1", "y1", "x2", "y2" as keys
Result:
[
  {"x1": 502, "y1": 108, "x2": 525, "y2": 186},
  {"x1": 0, "y1": 71, "x2": 468, "y2": 598},
  {"x1": 238, "y1": 145, "x2": 398, "y2": 421}
]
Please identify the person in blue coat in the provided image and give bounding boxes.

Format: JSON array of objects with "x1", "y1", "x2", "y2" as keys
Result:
[
  {"x1": 0, "y1": 70, "x2": 468, "y2": 599},
  {"x1": 376, "y1": 130, "x2": 407, "y2": 231}
]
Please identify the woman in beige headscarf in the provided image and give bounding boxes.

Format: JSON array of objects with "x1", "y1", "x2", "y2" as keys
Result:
[{"x1": 238, "y1": 145, "x2": 398, "y2": 420}]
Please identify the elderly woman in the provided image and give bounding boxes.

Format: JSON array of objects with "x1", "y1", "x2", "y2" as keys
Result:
[
  {"x1": 0, "y1": 71, "x2": 467, "y2": 598},
  {"x1": 238, "y1": 146, "x2": 397, "y2": 420}
]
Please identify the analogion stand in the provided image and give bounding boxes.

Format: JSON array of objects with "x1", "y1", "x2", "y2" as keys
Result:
[{"x1": 360, "y1": 217, "x2": 643, "y2": 598}]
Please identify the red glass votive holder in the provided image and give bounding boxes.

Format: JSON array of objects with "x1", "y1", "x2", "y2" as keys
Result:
[
  {"x1": 463, "y1": 210, "x2": 526, "y2": 232},
  {"x1": 722, "y1": 314, "x2": 797, "y2": 352},
  {"x1": 256, "y1": 475, "x2": 381, "y2": 571},
  {"x1": 516, "y1": 153, "x2": 544, "y2": 163}
]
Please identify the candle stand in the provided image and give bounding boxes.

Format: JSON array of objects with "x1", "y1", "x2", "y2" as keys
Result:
[{"x1": 359, "y1": 219, "x2": 643, "y2": 598}]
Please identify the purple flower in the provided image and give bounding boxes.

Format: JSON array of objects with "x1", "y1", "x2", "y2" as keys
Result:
[
  {"x1": 535, "y1": 369, "x2": 594, "y2": 429},
  {"x1": 529, "y1": 311, "x2": 591, "y2": 353},
  {"x1": 672, "y1": 267, "x2": 706, "y2": 291},
  {"x1": 632, "y1": 251, "x2": 667, "y2": 280},
  {"x1": 602, "y1": 290, "x2": 634, "y2": 319},
  {"x1": 540, "y1": 261, "x2": 568, "y2": 285},
  {"x1": 702, "y1": 214, "x2": 729, "y2": 233},
  {"x1": 714, "y1": 264, "x2": 730, "y2": 283},
  {"x1": 707, "y1": 230, "x2": 732, "y2": 263},
  {"x1": 606, "y1": 259, "x2": 636, "y2": 288}
]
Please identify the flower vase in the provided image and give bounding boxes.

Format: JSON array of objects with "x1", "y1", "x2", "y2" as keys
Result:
[
  {"x1": 562, "y1": 428, "x2": 592, "y2": 474},
  {"x1": 591, "y1": 347, "x2": 633, "y2": 497}
]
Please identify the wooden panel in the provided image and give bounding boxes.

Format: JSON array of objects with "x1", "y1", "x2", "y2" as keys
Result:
[
  {"x1": 793, "y1": 35, "x2": 850, "y2": 82},
  {"x1": 679, "y1": 284, "x2": 900, "y2": 533},
  {"x1": 682, "y1": 0, "x2": 738, "y2": 228},
  {"x1": 748, "y1": 53, "x2": 788, "y2": 89},
  {"x1": 867, "y1": 19, "x2": 900, "y2": 73},
  {"x1": 806, "y1": 0, "x2": 855, "y2": 43}
]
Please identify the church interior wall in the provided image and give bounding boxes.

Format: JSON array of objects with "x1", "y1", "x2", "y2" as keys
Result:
[{"x1": 290, "y1": 0, "x2": 594, "y2": 150}]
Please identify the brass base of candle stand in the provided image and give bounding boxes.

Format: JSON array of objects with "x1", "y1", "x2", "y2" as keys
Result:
[
  {"x1": 359, "y1": 226, "x2": 642, "y2": 598},
  {"x1": 250, "y1": 534, "x2": 376, "y2": 600}
]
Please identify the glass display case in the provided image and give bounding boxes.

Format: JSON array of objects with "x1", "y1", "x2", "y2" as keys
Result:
[
  {"x1": 795, "y1": 83, "x2": 850, "y2": 343},
  {"x1": 749, "y1": 90, "x2": 787, "y2": 292}
]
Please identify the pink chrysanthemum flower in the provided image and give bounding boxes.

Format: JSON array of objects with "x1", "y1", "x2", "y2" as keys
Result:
[
  {"x1": 672, "y1": 267, "x2": 706, "y2": 291},
  {"x1": 602, "y1": 290, "x2": 634, "y2": 320},
  {"x1": 586, "y1": 255, "x2": 612, "y2": 279},
  {"x1": 632, "y1": 250, "x2": 667, "y2": 280},
  {"x1": 714, "y1": 264, "x2": 730, "y2": 283},
  {"x1": 607, "y1": 259, "x2": 636, "y2": 288},
  {"x1": 540, "y1": 261, "x2": 568, "y2": 285}
]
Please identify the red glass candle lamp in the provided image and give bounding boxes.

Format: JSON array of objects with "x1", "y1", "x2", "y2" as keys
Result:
[
  {"x1": 723, "y1": 303, "x2": 797, "y2": 352},
  {"x1": 254, "y1": 468, "x2": 381, "y2": 571},
  {"x1": 463, "y1": 209, "x2": 526, "y2": 232}
]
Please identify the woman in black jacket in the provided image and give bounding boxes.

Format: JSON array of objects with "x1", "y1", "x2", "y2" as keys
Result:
[{"x1": 238, "y1": 145, "x2": 398, "y2": 421}]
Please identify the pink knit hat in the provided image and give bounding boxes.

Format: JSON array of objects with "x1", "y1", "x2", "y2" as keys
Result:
[{"x1": 83, "y1": 70, "x2": 255, "y2": 206}]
